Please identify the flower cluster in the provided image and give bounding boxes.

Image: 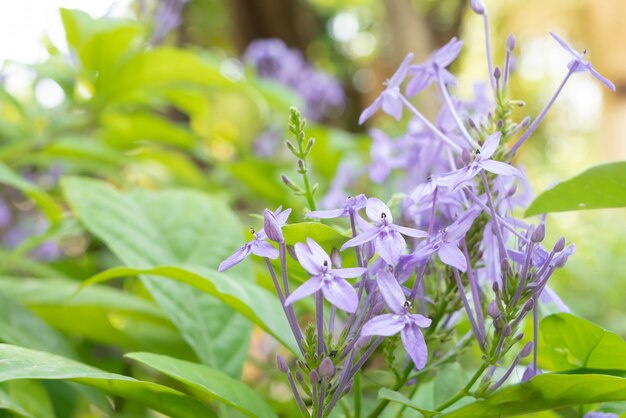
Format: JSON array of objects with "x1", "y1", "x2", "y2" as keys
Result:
[{"x1": 221, "y1": 7, "x2": 614, "y2": 416}]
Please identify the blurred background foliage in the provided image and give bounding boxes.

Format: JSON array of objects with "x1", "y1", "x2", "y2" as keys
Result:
[{"x1": 0, "y1": 0, "x2": 624, "y2": 416}]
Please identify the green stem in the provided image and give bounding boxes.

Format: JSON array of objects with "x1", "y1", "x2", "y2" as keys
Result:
[{"x1": 354, "y1": 373, "x2": 362, "y2": 418}]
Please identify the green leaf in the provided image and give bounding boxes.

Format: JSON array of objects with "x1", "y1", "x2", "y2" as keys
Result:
[
  {"x1": 283, "y1": 222, "x2": 349, "y2": 250},
  {"x1": 0, "y1": 163, "x2": 63, "y2": 223},
  {"x1": 0, "y1": 277, "x2": 190, "y2": 357},
  {"x1": 526, "y1": 162, "x2": 626, "y2": 216},
  {"x1": 6, "y1": 380, "x2": 55, "y2": 418},
  {"x1": 80, "y1": 265, "x2": 299, "y2": 354},
  {"x1": 434, "y1": 363, "x2": 466, "y2": 407},
  {"x1": 62, "y1": 177, "x2": 253, "y2": 377},
  {"x1": 377, "y1": 388, "x2": 437, "y2": 417},
  {"x1": 127, "y1": 352, "x2": 278, "y2": 418},
  {"x1": 0, "y1": 387, "x2": 35, "y2": 418},
  {"x1": 0, "y1": 344, "x2": 213, "y2": 418},
  {"x1": 438, "y1": 374, "x2": 626, "y2": 418},
  {"x1": 539, "y1": 313, "x2": 626, "y2": 372}
]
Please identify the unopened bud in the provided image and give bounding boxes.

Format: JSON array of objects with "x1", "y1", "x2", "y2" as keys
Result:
[
  {"x1": 492, "y1": 281, "x2": 500, "y2": 293},
  {"x1": 523, "y1": 299, "x2": 534, "y2": 312},
  {"x1": 355, "y1": 336, "x2": 371, "y2": 349},
  {"x1": 298, "y1": 159, "x2": 305, "y2": 171},
  {"x1": 496, "y1": 119, "x2": 504, "y2": 130},
  {"x1": 519, "y1": 116, "x2": 531, "y2": 128},
  {"x1": 494, "y1": 66, "x2": 502, "y2": 80},
  {"x1": 488, "y1": 300, "x2": 500, "y2": 319},
  {"x1": 520, "y1": 342, "x2": 533, "y2": 357},
  {"x1": 501, "y1": 259, "x2": 510, "y2": 272},
  {"x1": 277, "y1": 355, "x2": 289, "y2": 373},
  {"x1": 469, "y1": 0, "x2": 486, "y2": 15},
  {"x1": 506, "y1": 33, "x2": 516, "y2": 51},
  {"x1": 295, "y1": 370, "x2": 303, "y2": 382},
  {"x1": 281, "y1": 175, "x2": 300, "y2": 192},
  {"x1": 468, "y1": 117, "x2": 477, "y2": 129},
  {"x1": 531, "y1": 224, "x2": 545, "y2": 243},
  {"x1": 309, "y1": 370, "x2": 319, "y2": 384},
  {"x1": 305, "y1": 138, "x2": 315, "y2": 154},
  {"x1": 553, "y1": 237, "x2": 566, "y2": 252},
  {"x1": 554, "y1": 255, "x2": 568, "y2": 269},
  {"x1": 264, "y1": 209, "x2": 284, "y2": 242},
  {"x1": 514, "y1": 333, "x2": 524, "y2": 342},
  {"x1": 319, "y1": 358, "x2": 336, "y2": 378},
  {"x1": 502, "y1": 325, "x2": 511, "y2": 337},
  {"x1": 285, "y1": 140, "x2": 298, "y2": 155},
  {"x1": 330, "y1": 248, "x2": 342, "y2": 268}
]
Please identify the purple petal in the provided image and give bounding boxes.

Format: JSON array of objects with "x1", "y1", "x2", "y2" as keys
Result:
[
  {"x1": 285, "y1": 276, "x2": 324, "y2": 306},
  {"x1": 388, "y1": 52, "x2": 414, "y2": 87},
  {"x1": 434, "y1": 37, "x2": 463, "y2": 68},
  {"x1": 381, "y1": 93, "x2": 403, "y2": 120},
  {"x1": 294, "y1": 242, "x2": 321, "y2": 274},
  {"x1": 306, "y1": 208, "x2": 346, "y2": 219},
  {"x1": 401, "y1": 324, "x2": 429, "y2": 369},
  {"x1": 587, "y1": 65, "x2": 616, "y2": 91},
  {"x1": 539, "y1": 286, "x2": 570, "y2": 313},
  {"x1": 438, "y1": 243, "x2": 467, "y2": 272},
  {"x1": 479, "y1": 160, "x2": 522, "y2": 177},
  {"x1": 341, "y1": 226, "x2": 380, "y2": 250},
  {"x1": 393, "y1": 224, "x2": 429, "y2": 239},
  {"x1": 358, "y1": 97, "x2": 382, "y2": 125},
  {"x1": 322, "y1": 278, "x2": 359, "y2": 313},
  {"x1": 306, "y1": 238, "x2": 331, "y2": 265},
  {"x1": 333, "y1": 267, "x2": 367, "y2": 278},
  {"x1": 375, "y1": 229, "x2": 406, "y2": 265},
  {"x1": 406, "y1": 67, "x2": 432, "y2": 96},
  {"x1": 366, "y1": 198, "x2": 392, "y2": 224},
  {"x1": 218, "y1": 244, "x2": 252, "y2": 271},
  {"x1": 275, "y1": 207, "x2": 292, "y2": 224},
  {"x1": 361, "y1": 313, "x2": 404, "y2": 337},
  {"x1": 251, "y1": 240, "x2": 279, "y2": 259},
  {"x1": 549, "y1": 32, "x2": 581, "y2": 60},
  {"x1": 480, "y1": 132, "x2": 501, "y2": 159},
  {"x1": 376, "y1": 270, "x2": 405, "y2": 314},
  {"x1": 408, "y1": 313, "x2": 432, "y2": 328}
]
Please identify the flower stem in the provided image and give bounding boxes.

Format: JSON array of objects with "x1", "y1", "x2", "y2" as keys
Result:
[
  {"x1": 316, "y1": 291, "x2": 325, "y2": 356},
  {"x1": 436, "y1": 69, "x2": 479, "y2": 149}
]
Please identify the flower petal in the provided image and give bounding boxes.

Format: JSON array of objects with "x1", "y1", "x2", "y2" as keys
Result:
[
  {"x1": 406, "y1": 67, "x2": 432, "y2": 96},
  {"x1": 306, "y1": 238, "x2": 331, "y2": 266},
  {"x1": 306, "y1": 208, "x2": 346, "y2": 219},
  {"x1": 434, "y1": 37, "x2": 463, "y2": 68},
  {"x1": 376, "y1": 270, "x2": 405, "y2": 314},
  {"x1": 381, "y1": 93, "x2": 403, "y2": 120},
  {"x1": 375, "y1": 229, "x2": 406, "y2": 265},
  {"x1": 480, "y1": 132, "x2": 501, "y2": 159},
  {"x1": 366, "y1": 198, "x2": 392, "y2": 224},
  {"x1": 333, "y1": 267, "x2": 367, "y2": 278},
  {"x1": 587, "y1": 65, "x2": 616, "y2": 91},
  {"x1": 285, "y1": 277, "x2": 324, "y2": 306},
  {"x1": 479, "y1": 160, "x2": 522, "y2": 177},
  {"x1": 401, "y1": 324, "x2": 429, "y2": 369},
  {"x1": 294, "y1": 242, "x2": 320, "y2": 274},
  {"x1": 341, "y1": 226, "x2": 380, "y2": 250},
  {"x1": 218, "y1": 244, "x2": 252, "y2": 271},
  {"x1": 358, "y1": 97, "x2": 382, "y2": 125},
  {"x1": 438, "y1": 242, "x2": 467, "y2": 272},
  {"x1": 549, "y1": 32, "x2": 581, "y2": 60},
  {"x1": 389, "y1": 52, "x2": 414, "y2": 87},
  {"x1": 393, "y1": 224, "x2": 429, "y2": 238},
  {"x1": 408, "y1": 313, "x2": 433, "y2": 328},
  {"x1": 322, "y1": 278, "x2": 359, "y2": 313},
  {"x1": 361, "y1": 314, "x2": 404, "y2": 337},
  {"x1": 251, "y1": 240, "x2": 279, "y2": 259}
]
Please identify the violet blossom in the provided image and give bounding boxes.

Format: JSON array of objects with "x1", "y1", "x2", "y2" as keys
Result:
[
  {"x1": 406, "y1": 38, "x2": 462, "y2": 96},
  {"x1": 306, "y1": 194, "x2": 367, "y2": 219},
  {"x1": 285, "y1": 238, "x2": 366, "y2": 313}
]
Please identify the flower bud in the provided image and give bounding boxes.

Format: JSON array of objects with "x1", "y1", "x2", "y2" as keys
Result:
[
  {"x1": 506, "y1": 33, "x2": 516, "y2": 51},
  {"x1": 494, "y1": 66, "x2": 502, "y2": 80},
  {"x1": 501, "y1": 259, "x2": 510, "y2": 272},
  {"x1": 469, "y1": 0, "x2": 486, "y2": 15},
  {"x1": 523, "y1": 299, "x2": 534, "y2": 312},
  {"x1": 488, "y1": 300, "x2": 500, "y2": 319},
  {"x1": 520, "y1": 342, "x2": 533, "y2": 357},
  {"x1": 492, "y1": 281, "x2": 500, "y2": 293},
  {"x1": 277, "y1": 355, "x2": 289, "y2": 373},
  {"x1": 531, "y1": 224, "x2": 545, "y2": 243},
  {"x1": 553, "y1": 237, "x2": 566, "y2": 252},
  {"x1": 355, "y1": 336, "x2": 371, "y2": 349},
  {"x1": 319, "y1": 358, "x2": 336, "y2": 378},
  {"x1": 330, "y1": 248, "x2": 342, "y2": 268},
  {"x1": 309, "y1": 370, "x2": 319, "y2": 384},
  {"x1": 514, "y1": 332, "x2": 524, "y2": 342},
  {"x1": 496, "y1": 119, "x2": 504, "y2": 130},
  {"x1": 519, "y1": 116, "x2": 531, "y2": 128},
  {"x1": 295, "y1": 370, "x2": 303, "y2": 382},
  {"x1": 468, "y1": 117, "x2": 477, "y2": 129},
  {"x1": 553, "y1": 255, "x2": 568, "y2": 268},
  {"x1": 285, "y1": 140, "x2": 298, "y2": 155},
  {"x1": 502, "y1": 325, "x2": 511, "y2": 337},
  {"x1": 264, "y1": 209, "x2": 284, "y2": 242}
]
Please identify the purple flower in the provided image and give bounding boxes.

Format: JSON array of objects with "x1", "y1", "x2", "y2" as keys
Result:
[
  {"x1": 306, "y1": 194, "x2": 367, "y2": 219},
  {"x1": 550, "y1": 32, "x2": 616, "y2": 91},
  {"x1": 359, "y1": 53, "x2": 414, "y2": 124},
  {"x1": 341, "y1": 198, "x2": 428, "y2": 265},
  {"x1": 435, "y1": 132, "x2": 521, "y2": 190},
  {"x1": 361, "y1": 271, "x2": 432, "y2": 369},
  {"x1": 285, "y1": 238, "x2": 366, "y2": 313},
  {"x1": 414, "y1": 206, "x2": 481, "y2": 272},
  {"x1": 583, "y1": 412, "x2": 619, "y2": 418},
  {"x1": 218, "y1": 207, "x2": 291, "y2": 271},
  {"x1": 150, "y1": 0, "x2": 189, "y2": 45},
  {"x1": 406, "y1": 38, "x2": 463, "y2": 96}
]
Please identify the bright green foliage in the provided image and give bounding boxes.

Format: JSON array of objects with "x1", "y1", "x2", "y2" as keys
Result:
[{"x1": 526, "y1": 162, "x2": 626, "y2": 216}]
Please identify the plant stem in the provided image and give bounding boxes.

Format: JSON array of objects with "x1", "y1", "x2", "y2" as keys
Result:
[{"x1": 435, "y1": 363, "x2": 488, "y2": 412}]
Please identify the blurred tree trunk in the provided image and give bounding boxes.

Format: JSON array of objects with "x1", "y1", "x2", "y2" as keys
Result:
[{"x1": 226, "y1": 0, "x2": 318, "y2": 52}]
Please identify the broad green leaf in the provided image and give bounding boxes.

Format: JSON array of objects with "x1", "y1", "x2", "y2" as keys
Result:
[
  {"x1": 127, "y1": 352, "x2": 278, "y2": 418},
  {"x1": 6, "y1": 380, "x2": 55, "y2": 418},
  {"x1": 0, "y1": 278, "x2": 190, "y2": 357},
  {"x1": 539, "y1": 313, "x2": 626, "y2": 372},
  {"x1": 62, "y1": 177, "x2": 253, "y2": 377},
  {"x1": 0, "y1": 388, "x2": 34, "y2": 418},
  {"x1": 81, "y1": 265, "x2": 299, "y2": 354},
  {"x1": 283, "y1": 222, "x2": 349, "y2": 250},
  {"x1": 526, "y1": 162, "x2": 626, "y2": 216},
  {"x1": 434, "y1": 363, "x2": 466, "y2": 407},
  {"x1": 0, "y1": 344, "x2": 213, "y2": 418},
  {"x1": 29, "y1": 138, "x2": 125, "y2": 175},
  {"x1": 0, "y1": 163, "x2": 63, "y2": 223},
  {"x1": 439, "y1": 374, "x2": 626, "y2": 418},
  {"x1": 378, "y1": 388, "x2": 437, "y2": 417}
]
